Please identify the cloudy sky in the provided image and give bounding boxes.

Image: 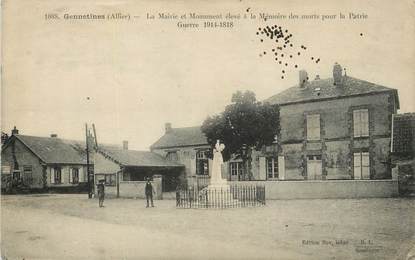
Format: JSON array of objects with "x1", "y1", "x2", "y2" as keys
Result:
[{"x1": 2, "y1": 0, "x2": 414, "y2": 150}]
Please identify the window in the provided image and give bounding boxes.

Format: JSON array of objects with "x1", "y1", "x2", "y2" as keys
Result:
[
  {"x1": 54, "y1": 167, "x2": 62, "y2": 184},
  {"x1": 230, "y1": 162, "x2": 243, "y2": 176},
  {"x1": 267, "y1": 158, "x2": 278, "y2": 179},
  {"x1": 306, "y1": 114, "x2": 320, "y2": 140},
  {"x1": 23, "y1": 166, "x2": 33, "y2": 184},
  {"x1": 353, "y1": 152, "x2": 370, "y2": 179},
  {"x1": 95, "y1": 174, "x2": 116, "y2": 186},
  {"x1": 196, "y1": 150, "x2": 209, "y2": 175},
  {"x1": 105, "y1": 174, "x2": 116, "y2": 186},
  {"x1": 353, "y1": 109, "x2": 369, "y2": 137},
  {"x1": 166, "y1": 151, "x2": 178, "y2": 161},
  {"x1": 70, "y1": 168, "x2": 79, "y2": 184}
]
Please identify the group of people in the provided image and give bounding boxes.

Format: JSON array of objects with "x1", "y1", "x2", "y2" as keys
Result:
[{"x1": 96, "y1": 177, "x2": 155, "y2": 208}]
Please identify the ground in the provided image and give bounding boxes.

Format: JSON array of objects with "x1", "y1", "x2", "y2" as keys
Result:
[{"x1": 1, "y1": 195, "x2": 414, "y2": 260}]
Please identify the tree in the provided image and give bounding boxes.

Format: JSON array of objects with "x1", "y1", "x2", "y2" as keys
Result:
[{"x1": 201, "y1": 90, "x2": 280, "y2": 180}]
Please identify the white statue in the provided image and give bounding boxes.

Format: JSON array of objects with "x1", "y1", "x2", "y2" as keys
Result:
[{"x1": 210, "y1": 140, "x2": 227, "y2": 186}]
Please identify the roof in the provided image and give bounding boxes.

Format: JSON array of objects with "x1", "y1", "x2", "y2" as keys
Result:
[
  {"x1": 265, "y1": 76, "x2": 399, "y2": 107},
  {"x1": 98, "y1": 146, "x2": 184, "y2": 167},
  {"x1": 4, "y1": 135, "x2": 87, "y2": 164},
  {"x1": 150, "y1": 126, "x2": 208, "y2": 149},
  {"x1": 392, "y1": 113, "x2": 415, "y2": 155}
]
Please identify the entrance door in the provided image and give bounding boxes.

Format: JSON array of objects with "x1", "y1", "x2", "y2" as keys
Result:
[{"x1": 307, "y1": 155, "x2": 322, "y2": 180}]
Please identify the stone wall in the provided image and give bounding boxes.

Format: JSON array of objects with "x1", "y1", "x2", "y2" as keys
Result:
[{"x1": 231, "y1": 180, "x2": 399, "y2": 199}]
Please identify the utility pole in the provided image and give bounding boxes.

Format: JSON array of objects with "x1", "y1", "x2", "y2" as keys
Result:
[{"x1": 86, "y1": 123, "x2": 92, "y2": 198}]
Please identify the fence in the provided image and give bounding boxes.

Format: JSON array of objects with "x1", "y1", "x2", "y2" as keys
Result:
[{"x1": 176, "y1": 185, "x2": 265, "y2": 209}]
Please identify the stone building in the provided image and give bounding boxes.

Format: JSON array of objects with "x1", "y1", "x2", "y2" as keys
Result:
[
  {"x1": 1, "y1": 128, "x2": 89, "y2": 192},
  {"x1": 265, "y1": 63, "x2": 399, "y2": 181}
]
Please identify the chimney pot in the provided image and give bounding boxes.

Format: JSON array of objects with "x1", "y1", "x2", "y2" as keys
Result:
[
  {"x1": 165, "y1": 122, "x2": 172, "y2": 134},
  {"x1": 50, "y1": 134, "x2": 58, "y2": 138},
  {"x1": 11, "y1": 126, "x2": 19, "y2": 135},
  {"x1": 333, "y1": 62, "x2": 343, "y2": 85},
  {"x1": 123, "y1": 140, "x2": 128, "y2": 150},
  {"x1": 299, "y1": 70, "x2": 308, "y2": 88}
]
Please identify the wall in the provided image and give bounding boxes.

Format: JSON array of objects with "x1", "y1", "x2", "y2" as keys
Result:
[
  {"x1": 232, "y1": 180, "x2": 399, "y2": 199},
  {"x1": 104, "y1": 176, "x2": 163, "y2": 199},
  {"x1": 2, "y1": 138, "x2": 45, "y2": 188},
  {"x1": 46, "y1": 165, "x2": 88, "y2": 187}
]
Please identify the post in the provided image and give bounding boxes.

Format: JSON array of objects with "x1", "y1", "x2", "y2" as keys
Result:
[
  {"x1": 85, "y1": 124, "x2": 92, "y2": 199},
  {"x1": 116, "y1": 170, "x2": 120, "y2": 198}
]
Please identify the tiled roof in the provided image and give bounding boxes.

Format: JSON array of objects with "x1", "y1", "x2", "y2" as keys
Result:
[
  {"x1": 150, "y1": 126, "x2": 208, "y2": 149},
  {"x1": 392, "y1": 113, "x2": 415, "y2": 155},
  {"x1": 265, "y1": 76, "x2": 399, "y2": 107},
  {"x1": 11, "y1": 135, "x2": 87, "y2": 164},
  {"x1": 98, "y1": 146, "x2": 184, "y2": 167}
]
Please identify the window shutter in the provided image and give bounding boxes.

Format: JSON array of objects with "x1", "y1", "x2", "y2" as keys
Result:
[
  {"x1": 353, "y1": 153, "x2": 361, "y2": 179},
  {"x1": 259, "y1": 157, "x2": 266, "y2": 180},
  {"x1": 78, "y1": 168, "x2": 83, "y2": 182},
  {"x1": 353, "y1": 110, "x2": 360, "y2": 137},
  {"x1": 362, "y1": 110, "x2": 369, "y2": 136},
  {"x1": 362, "y1": 152, "x2": 370, "y2": 179},
  {"x1": 278, "y1": 156, "x2": 285, "y2": 180},
  {"x1": 69, "y1": 169, "x2": 73, "y2": 183},
  {"x1": 50, "y1": 168, "x2": 55, "y2": 184}
]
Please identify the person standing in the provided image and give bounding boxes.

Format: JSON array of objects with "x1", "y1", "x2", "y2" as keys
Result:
[
  {"x1": 145, "y1": 178, "x2": 155, "y2": 208},
  {"x1": 97, "y1": 180, "x2": 105, "y2": 208}
]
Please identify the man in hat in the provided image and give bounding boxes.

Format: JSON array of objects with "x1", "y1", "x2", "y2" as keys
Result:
[
  {"x1": 97, "y1": 180, "x2": 105, "y2": 207},
  {"x1": 145, "y1": 177, "x2": 155, "y2": 208}
]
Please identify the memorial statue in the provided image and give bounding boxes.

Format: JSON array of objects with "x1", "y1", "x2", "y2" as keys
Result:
[{"x1": 210, "y1": 140, "x2": 227, "y2": 187}]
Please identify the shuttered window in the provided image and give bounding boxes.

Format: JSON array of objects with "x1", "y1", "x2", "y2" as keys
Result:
[
  {"x1": 306, "y1": 114, "x2": 320, "y2": 140},
  {"x1": 353, "y1": 109, "x2": 369, "y2": 137},
  {"x1": 353, "y1": 152, "x2": 370, "y2": 179}
]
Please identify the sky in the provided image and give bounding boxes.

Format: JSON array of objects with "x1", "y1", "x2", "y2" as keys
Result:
[{"x1": 2, "y1": 0, "x2": 414, "y2": 150}]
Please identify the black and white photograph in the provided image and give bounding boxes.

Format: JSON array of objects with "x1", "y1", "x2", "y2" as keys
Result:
[{"x1": 1, "y1": 0, "x2": 415, "y2": 259}]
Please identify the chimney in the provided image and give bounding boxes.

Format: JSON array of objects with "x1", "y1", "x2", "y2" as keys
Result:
[
  {"x1": 122, "y1": 140, "x2": 128, "y2": 150},
  {"x1": 333, "y1": 62, "x2": 343, "y2": 85},
  {"x1": 11, "y1": 126, "x2": 19, "y2": 135},
  {"x1": 299, "y1": 70, "x2": 308, "y2": 88},
  {"x1": 165, "y1": 122, "x2": 172, "y2": 134},
  {"x1": 50, "y1": 134, "x2": 58, "y2": 138}
]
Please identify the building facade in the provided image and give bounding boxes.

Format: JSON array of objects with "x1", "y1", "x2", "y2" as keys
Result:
[
  {"x1": 265, "y1": 63, "x2": 399, "y2": 181},
  {"x1": 1, "y1": 129, "x2": 89, "y2": 192}
]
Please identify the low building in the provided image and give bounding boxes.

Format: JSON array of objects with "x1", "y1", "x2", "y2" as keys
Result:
[
  {"x1": 94, "y1": 142, "x2": 184, "y2": 197},
  {"x1": 1, "y1": 128, "x2": 89, "y2": 192}
]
